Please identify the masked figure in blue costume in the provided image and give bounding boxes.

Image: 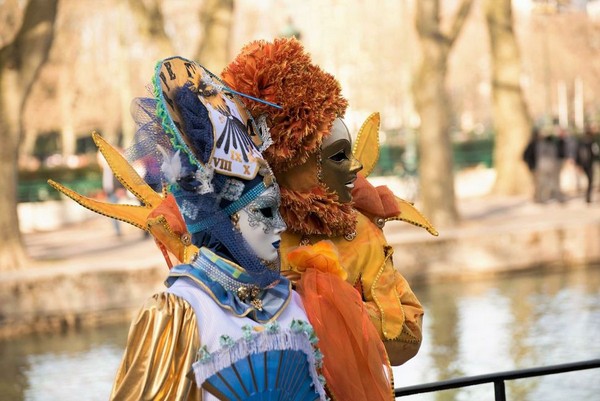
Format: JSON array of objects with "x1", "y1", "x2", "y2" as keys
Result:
[{"x1": 49, "y1": 57, "x2": 326, "y2": 401}]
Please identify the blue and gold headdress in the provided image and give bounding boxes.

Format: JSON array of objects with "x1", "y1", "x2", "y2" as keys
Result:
[
  {"x1": 51, "y1": 57, "x2": 282, "y2": 288},
  {"x1": 137, "y1": 57, "x2": 281, "y2": 287}
]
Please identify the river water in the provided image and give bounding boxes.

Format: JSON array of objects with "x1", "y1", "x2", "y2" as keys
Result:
[{"x1": 1, "y1": 265, "x2": 599, "y2": 401}]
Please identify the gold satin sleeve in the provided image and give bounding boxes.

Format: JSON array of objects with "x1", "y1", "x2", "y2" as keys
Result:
[
  {"x1": 345, "y1": 214, "x2": 424, "y2": 366},
  {"x1": 361, "y1": 246, "x2": 424, "y2": 366},
  {"x1": 279, "y1": 212, "x2": 424, "y2": 367},
  {"x1": 350, "y1": 214, "x2": 424, "y2": 366},
  {"x1": 110, "y1": 293, "x2": 202, "y2": 401}
]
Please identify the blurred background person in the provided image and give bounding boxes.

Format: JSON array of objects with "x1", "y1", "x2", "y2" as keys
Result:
[
  {"x1": 98, "y1": 149, "x2": 125, "y2": 236},
  {"x1": 558, "y1": 125, "x2": 579, "y2": 197},
  {"x1": 576, "y1": 127, "x2": 600, "y2": 203},
  {"x1": 523, "y1": 126, "x2": 540, "y2": 201},
  {"x1": 535, "y1": 129, "x2": 564, "y2": 203}
]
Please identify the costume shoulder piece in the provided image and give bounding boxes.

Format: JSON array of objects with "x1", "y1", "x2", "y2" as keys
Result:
[{"x1": 352, "y1": 113, "x2": 438, "y2": 236}]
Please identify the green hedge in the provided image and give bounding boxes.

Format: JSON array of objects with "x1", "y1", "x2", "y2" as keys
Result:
[
  {"x1": 374, "y1": 138, "x2": 494, "y2": 176},
  {"x1": 453, "y1": 138, "x2": 494, "y2": 169},
  {"x1": 18, "y1": 165, "x2": 103, "y2": 203},
  {"x1": 19, "y1": 138, "x2": 495, "y2": 201}
]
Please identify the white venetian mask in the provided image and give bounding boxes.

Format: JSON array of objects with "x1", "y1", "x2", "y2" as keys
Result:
[{"x1": 236, "y1": 185, "x2": 286, "y2": 262}]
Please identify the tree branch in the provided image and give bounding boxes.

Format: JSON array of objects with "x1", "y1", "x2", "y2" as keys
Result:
[
  {"x1": 127, "y1": 0, "x2": 171, "y2": 54},
  {"x1": 447, "y1": 0, "x2": 475, "y2": 47}
]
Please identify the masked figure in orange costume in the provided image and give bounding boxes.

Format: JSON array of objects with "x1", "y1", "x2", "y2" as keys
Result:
[{"x1": 222, "y1": 38, "x2": 438, "y2": 399}]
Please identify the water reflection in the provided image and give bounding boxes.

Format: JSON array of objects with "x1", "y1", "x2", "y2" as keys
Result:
[
  {"x1": 0, "y1": 324, "x2": 128, "y2": 401},
  {"x1": 395, "y1": 265, "x2": 600, "y2": 401},
  {"x1": 1, "y1": 266, "x2": 599, "y2": 401}
]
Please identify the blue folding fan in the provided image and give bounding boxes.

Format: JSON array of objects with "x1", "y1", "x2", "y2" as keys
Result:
[{"x1": 193, "y1": 326, "x2": 326, "y2": 401}]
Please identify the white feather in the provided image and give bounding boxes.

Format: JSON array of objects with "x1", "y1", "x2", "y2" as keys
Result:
[{"x1": 158, "y1": 146, "x2": 182, "y2": 184}]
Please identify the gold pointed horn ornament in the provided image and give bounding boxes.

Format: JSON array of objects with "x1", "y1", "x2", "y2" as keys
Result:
[
  {"x1": 351, "y1": 113, "x2": 438, "y2": 236},
  {"x1": 387, "y1": 197, "x2": 439, "y2": 236},
  {"x1": 49, "y1": 133, "x2": 155, "y2": 230},
  {"x1": 352, "y1": 112, "x2": 380, "y2": 178},
  {"x1": 48, "y1": 132, "x2": 198, "y2": 266}
]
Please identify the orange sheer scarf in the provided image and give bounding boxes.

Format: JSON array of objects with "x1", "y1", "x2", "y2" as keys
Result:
[{"x1": 288, "y1": 242, "x2": 394, "y2": 401}]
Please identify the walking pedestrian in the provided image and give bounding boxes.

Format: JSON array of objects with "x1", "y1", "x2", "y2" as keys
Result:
[
  {"x1": 98, "y1": 149, "x2": 124, "y2": 236},
  {"x1": 576, "y1": 128, "x2": 600, "y2": 203}
]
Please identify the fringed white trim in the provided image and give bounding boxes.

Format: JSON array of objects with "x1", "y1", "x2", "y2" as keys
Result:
[
  {"x1": 195, "y1": 165, "x2": 215, "y2": 194},
  {"x1": 192, "y1": 328, "x2": 327, "y2": 400},
  {"x1": 256, "y1": 115, "x2": 274, "y2": 152}
]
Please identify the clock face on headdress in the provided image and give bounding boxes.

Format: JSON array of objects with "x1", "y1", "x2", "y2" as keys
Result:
[{"x1": 156, "y1": 57, "x2": 264, "y2": 181}]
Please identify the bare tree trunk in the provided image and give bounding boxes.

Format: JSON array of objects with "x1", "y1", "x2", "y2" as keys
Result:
[
  {"x1": 59, "y1": 68, "x2": 76, "y2": 158},
  {"x1": 123, "y1": 0, "x2": 173, "y2": 145},
  {"x1": 127, "y1": 0, "x2": 172, "y2": 56},
  {"x1": 412, "y1": 0, "x2": 473, "y2": 227},
  {"x1": 21, "y1": 126, "x2": 38, "y2": 164},
  {"x1": 195, "y1": 0, "x2": 234, "y2": 73},
  {"x1": 116, "y1": 19, "x2": 133, "y2": 147},
  {"x1": 485, "y1": 0, "x2": 532, "y2": 195},
  {"x1": 0, "y1": 0, "x2": 59, "y2": 270}
]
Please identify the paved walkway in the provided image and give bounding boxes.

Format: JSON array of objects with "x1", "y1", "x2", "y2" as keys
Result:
[
  {"x1": 387, "y1": 192, "x2": 600, "y2": 242},
  {"x1": 24, "y1": 216, "x2": 164, "y2": 274},
  {"x1": 22, "y1": 164, "x2": 600, "y2": 271},
  {"x1": 22, "y1": 190, "x2": 600, "y2": 275}
]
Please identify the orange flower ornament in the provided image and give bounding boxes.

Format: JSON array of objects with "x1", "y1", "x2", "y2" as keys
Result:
[{"x1": 286, "y1": 240, "x2": 347, "y2": 281}]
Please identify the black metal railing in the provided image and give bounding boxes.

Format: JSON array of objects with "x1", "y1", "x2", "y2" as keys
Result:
[{"x1": 395, "y1": 358, "x2": 600, "y2": 400}]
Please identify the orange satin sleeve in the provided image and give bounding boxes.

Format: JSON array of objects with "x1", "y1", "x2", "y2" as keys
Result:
[{"x1": 110, "y1": 293, "x2": 202, "y2": 401}]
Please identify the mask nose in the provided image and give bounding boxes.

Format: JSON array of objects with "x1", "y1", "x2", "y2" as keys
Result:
[
  {"x1": 273, "y1": 210, "x2": 287, "y2": 235},
  {"x1": 350, "y1": 156, "x2": 363, "y2": 174}
]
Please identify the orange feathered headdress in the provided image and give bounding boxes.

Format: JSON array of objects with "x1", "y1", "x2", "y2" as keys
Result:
[
  {"x1": 222, "y1": 38, "x2": 348, "y2": 173},
  {"x1": 222, "y1": 38, "x2": 356, "y2": 237}
]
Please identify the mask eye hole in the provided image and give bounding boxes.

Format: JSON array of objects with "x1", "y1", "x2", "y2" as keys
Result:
[
  {"x1": 329, "y1": 150, "x2": 348, "y2": 162},
  {"x1": 258, "y1": 207, "x2": 273, "y2": 218}
]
